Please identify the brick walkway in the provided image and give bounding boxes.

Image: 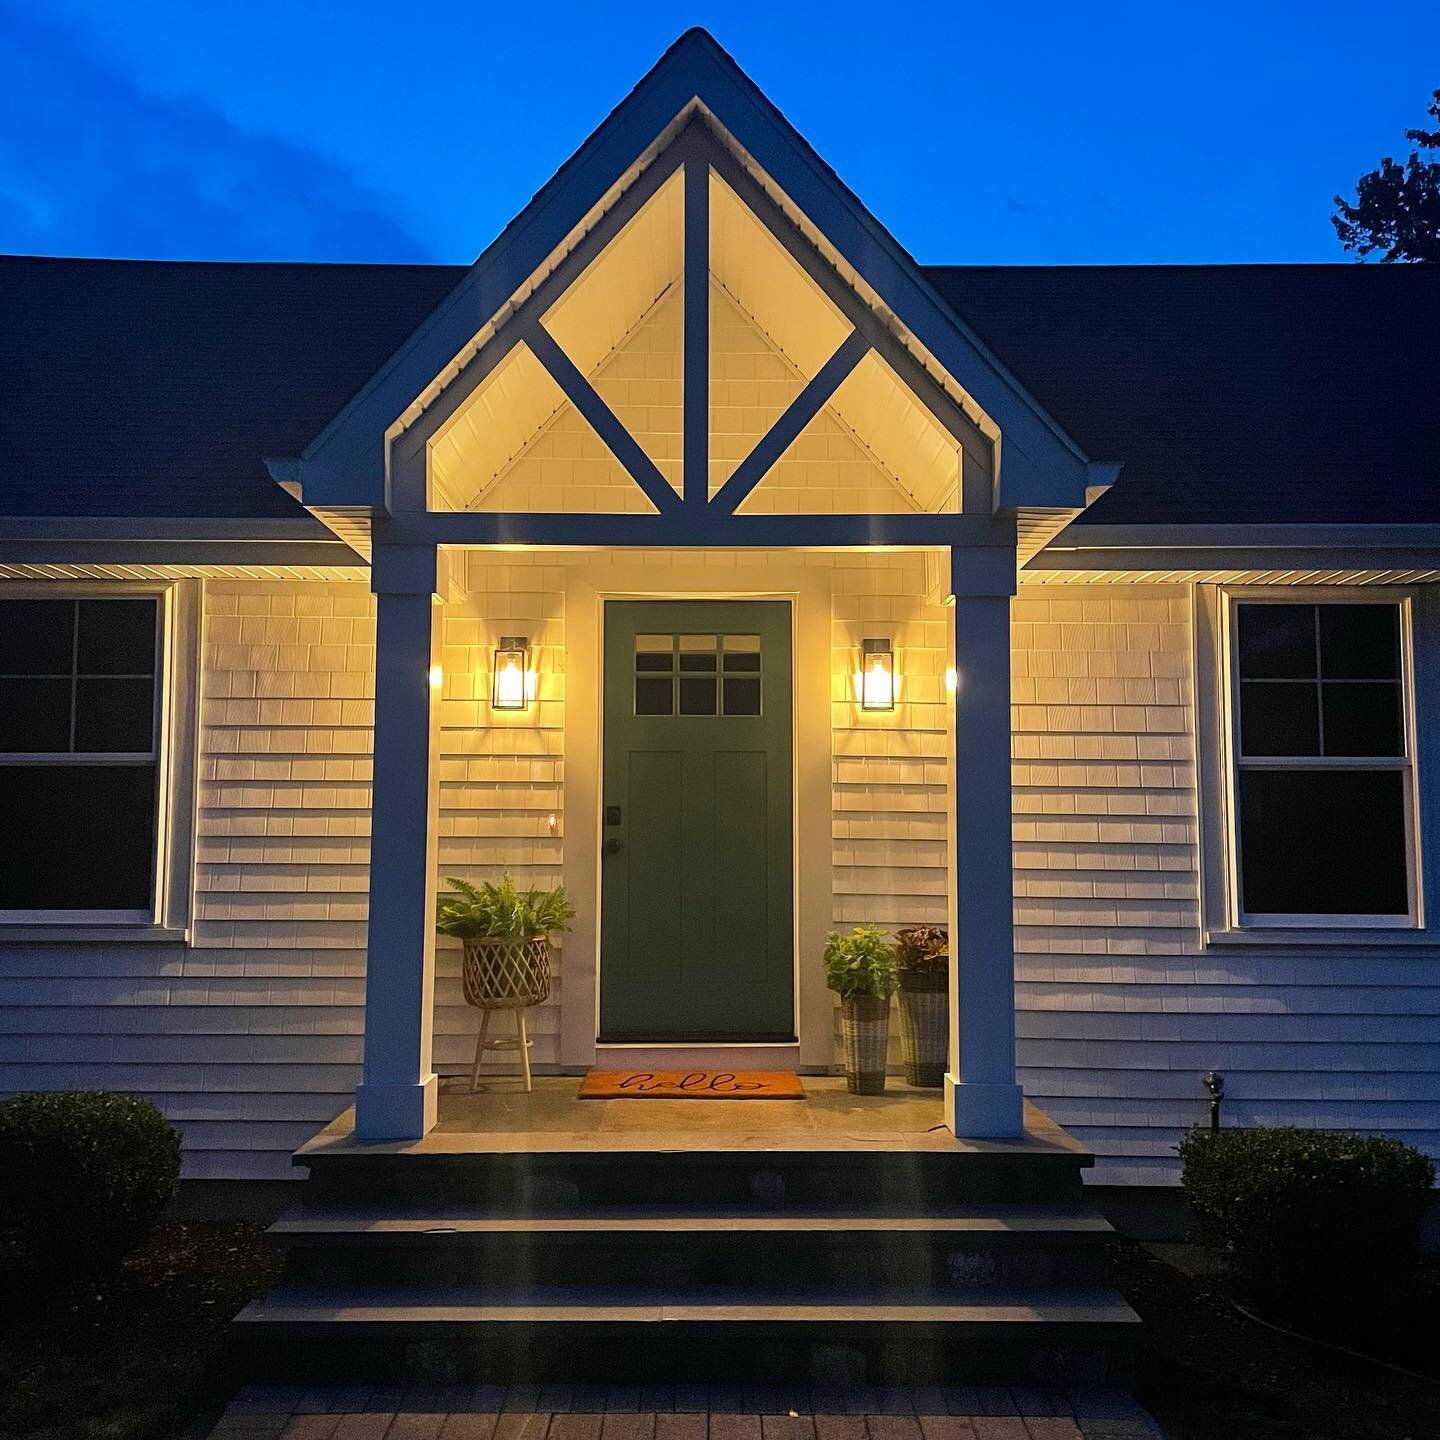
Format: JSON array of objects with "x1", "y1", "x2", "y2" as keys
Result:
[{"x1": 210, "y1": 1387, "x2": 1163, "y2": 1440}]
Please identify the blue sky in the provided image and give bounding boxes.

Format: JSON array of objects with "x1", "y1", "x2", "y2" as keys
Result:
[{"x1": 1, "y1": 0, "x2": 1436, "y2": 266}]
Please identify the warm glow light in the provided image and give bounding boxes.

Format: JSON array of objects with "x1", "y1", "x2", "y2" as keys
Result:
[
  {"x1": 491, "y1": 636, "x2": 533, "y2": 711},
  {"x1": 428, "y1": 665, "x2": 444, "y2": 690},
  {"x1": 944, "y1": 665, "x2": 957, "y2": 694},
  {"x1": 859, "y1": 638, "x2": 895, "y2": 712}
]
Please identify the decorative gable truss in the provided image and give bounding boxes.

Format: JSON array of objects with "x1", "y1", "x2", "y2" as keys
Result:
[
  {"x1": 388, "y1": 120, "x2": 994, "y2": 537},
  {"x1": 277, "y1": 31, "x2": 1111, "y2": 557}
]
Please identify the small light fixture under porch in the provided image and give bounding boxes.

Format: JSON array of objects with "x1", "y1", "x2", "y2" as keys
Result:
[
  {"x1": 491, "y1": 636, "x2": 534, "y2": 711},
  {"x1": 859, "y1": 637, "x2": 896, "y2": 712}
]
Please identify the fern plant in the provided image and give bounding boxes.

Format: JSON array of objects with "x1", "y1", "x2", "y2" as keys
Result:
[
  {"x1": 436, "y1": 874, "x2": 575, "y2": 942},
  {"x1": 823, "y1": 925, "x2": 899, "y2": 999}
]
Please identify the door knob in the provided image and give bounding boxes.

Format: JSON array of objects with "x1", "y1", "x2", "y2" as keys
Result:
[{"x1": 602, "y1": 837, "x2": 623, "y2": 856}]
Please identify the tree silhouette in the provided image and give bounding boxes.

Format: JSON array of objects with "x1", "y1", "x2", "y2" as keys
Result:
[{"x1": 1333, "y1": 88, "x2": 1440, "y2": 261}]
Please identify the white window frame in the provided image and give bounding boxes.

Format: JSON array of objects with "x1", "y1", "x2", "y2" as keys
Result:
[
  {"x1": 1215, "y1": 585, "x2": 1422, "y2": 932},
  {"x1": 0, "y1": 581, "x2": 199, "y2": 932}
]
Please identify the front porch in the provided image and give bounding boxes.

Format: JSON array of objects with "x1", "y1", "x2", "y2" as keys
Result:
[{"x1": 301, "y1": 1076, "x2": 1082, "y2": 1160}]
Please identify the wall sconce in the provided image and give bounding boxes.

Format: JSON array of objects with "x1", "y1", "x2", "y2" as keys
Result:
[
  {"x1": 860, "y1": 637, "x2": 896, "y2": 712},
  {"x1": 491, "y1": 636, "x2": 533, "y2": 711}
]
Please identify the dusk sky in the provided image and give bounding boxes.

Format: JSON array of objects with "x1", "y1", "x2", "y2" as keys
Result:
[{"x1": 2, "y1": 0, "x2": 1436, "y2": 267}]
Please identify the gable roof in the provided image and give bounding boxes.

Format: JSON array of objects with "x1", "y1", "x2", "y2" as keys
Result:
[
  {"x1": 1, "y1": 255, "x2": 1436, "y2": 528},
  {"x1": 287, "y1": 28, "x2": 1092, "y2": 514}
]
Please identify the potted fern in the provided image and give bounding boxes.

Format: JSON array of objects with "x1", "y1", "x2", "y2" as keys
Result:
[
  {"x1": 894, "y1": 924, "x2": 948, "y2": 1087},
  {"x1": 823, "y1": 926, "x2": 899, "y2": 1094},
  {"x1": 436, "y1": 874, "x2": 575, "y2": 1010}
]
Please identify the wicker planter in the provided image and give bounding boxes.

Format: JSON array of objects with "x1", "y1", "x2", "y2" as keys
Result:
[
  {"x1": 461, "y1": 934, "x2": 551, "y2": 1010},
  {"x1": 897, "y1": 969, "x2": 948, "y2": 1088},
  {"x1": 840, "y1": 992, "x2": 891, "y2": 1094}
]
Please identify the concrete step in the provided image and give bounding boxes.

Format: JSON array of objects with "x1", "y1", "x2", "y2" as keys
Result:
[
  {"x1": 270, "y1": 1204, "x2": 1115, "y2": 1289},
  {"x1": 235, "y1": 1280, "x2": 1139, "y2": 1385},
  {"x1": 298, "y1": 1146, "x2": 1089, "y2": 1212}
]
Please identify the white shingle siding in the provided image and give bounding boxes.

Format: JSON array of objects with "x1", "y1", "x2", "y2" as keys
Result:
[{"x1": 1012, "y1": 582, "x2": 1440, "y2": 1184}]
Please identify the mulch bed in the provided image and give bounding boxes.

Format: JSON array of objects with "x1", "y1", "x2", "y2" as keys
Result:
[
  {"x1": 0, "y1": 1220, "x2": 281, "y2": 1440},
  {"x1": 1110, "y1": 1238, "x2": 1440, "y2": 1440}
]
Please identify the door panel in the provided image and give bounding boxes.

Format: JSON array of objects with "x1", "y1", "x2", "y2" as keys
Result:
[{"x1": 600, "y1": 600, "x2": 794, "y2": 1042}]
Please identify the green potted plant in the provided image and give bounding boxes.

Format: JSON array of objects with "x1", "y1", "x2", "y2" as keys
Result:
[
  {"x1": 894, "y1": 924, "x2": 948, "y2": 1087},
  {"x1": 823, "y1": 925, "x2": 899, "y2": 1094},
  {"x1": 437, "y1": 874, "x2": 575, "y2": 1008}
]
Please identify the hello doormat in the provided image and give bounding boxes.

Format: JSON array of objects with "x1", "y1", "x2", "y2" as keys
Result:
[{"x1": 578, "y1": 1070, "x2": 806, "y2": 1099}]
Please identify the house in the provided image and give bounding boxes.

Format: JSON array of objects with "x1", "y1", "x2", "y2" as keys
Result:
[{"x1": 3, "y1": 29, "x2": 1438, "y2": 1193}]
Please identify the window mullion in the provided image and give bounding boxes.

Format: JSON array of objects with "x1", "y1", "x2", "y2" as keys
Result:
[{"x1": 67, "y1": 599, "x2": 79, "y2": 754}]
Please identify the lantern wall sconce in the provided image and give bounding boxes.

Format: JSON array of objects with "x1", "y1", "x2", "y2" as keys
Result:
[
  {"x1": 491, "y1": 636, "x2": 534, "y2": 711},
  {"x1": 859, "y1": 637, "x2": 896, "y2": 712}
]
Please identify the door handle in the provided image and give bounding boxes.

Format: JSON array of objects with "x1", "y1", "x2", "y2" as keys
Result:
[{"x1": 602, "y1": 837, "x2": 623, "y2": 857}]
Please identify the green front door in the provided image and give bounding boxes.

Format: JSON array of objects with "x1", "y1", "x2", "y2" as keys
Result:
[{"x1": 600, "y1": 600, "x2": 794, "y2": 1042}]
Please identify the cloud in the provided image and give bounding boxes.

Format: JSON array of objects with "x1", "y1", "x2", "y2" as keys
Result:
[{"x1": 0, "y1": 4, "x2": 432, "y2": 261}]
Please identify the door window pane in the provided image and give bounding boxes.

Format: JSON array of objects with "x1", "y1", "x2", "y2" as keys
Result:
[
  {"x1": 723, "y1": 634, "x2": 761, "y2": 672},
  {"x1": 0, "y1": 678, "x2": 72, "y2": 751},
  {"x1": 635, "y1": 676, "x2": 673, "y2": 715},
  {"x1": 724, "y1": 677, "x2": 761, "y2": 715},
  {"x1": 634, "y1": 635, "x2": 673, "y2": 672},
  {"x1": 1238, "y1": 769, "x2": 1408, "y2": 916},
  {"x1": 679, "y1": 676, "x2": 717, "y2": 714},
  {"x1": 1237, "y1": 604, "x2": 1316, "y2": 679},
  {"x1": 678, "y1": 635, "x2": 718, "y2": 672}
]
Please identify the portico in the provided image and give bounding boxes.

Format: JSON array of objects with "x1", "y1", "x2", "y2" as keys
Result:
[{"x1": 266, "y1": 32, "x2": 1104, "y2": 1145}]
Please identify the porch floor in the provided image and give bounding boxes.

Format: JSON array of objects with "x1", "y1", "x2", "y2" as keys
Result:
[{"x1": 297, "y1": 1077, "x2": 1085, "y2": 1161}]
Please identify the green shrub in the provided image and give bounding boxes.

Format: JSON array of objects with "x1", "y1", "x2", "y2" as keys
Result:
[
  {"x1": 0, "y1": 1091, "x2": 182, "y2": 1278},
  {"x1": 1179, "y1": 1125, "x2": 1434, "y2": 1314},
  {"x1": 823, "y1": 925, "x2": 899, "y2": 999}
]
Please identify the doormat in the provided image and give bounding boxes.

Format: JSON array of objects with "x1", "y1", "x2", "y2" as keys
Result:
[{"x1": 578, "y1": 1070, "x2": 806, "y2": 1100}]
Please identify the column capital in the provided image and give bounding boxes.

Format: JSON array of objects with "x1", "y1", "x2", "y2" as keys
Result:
[
  {"x1": 371, "y1": 540, "x2": 449, "y2": 597},
  {"x1": 948, "y1": 541, "x2": 1017, "y2": 599}
]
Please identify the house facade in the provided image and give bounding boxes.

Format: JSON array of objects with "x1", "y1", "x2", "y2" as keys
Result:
[{"x1": 3, "y1": 31, "x2": 1438, "y2": 1185}]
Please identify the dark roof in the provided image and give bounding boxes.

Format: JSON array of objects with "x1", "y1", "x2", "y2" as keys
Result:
[
  {"x1": 2, "y1": 254, "x2": 1437, "y2": 525},
  {"x1": 926, "y1": 263, "x2": 1440, "y2": 525},
  {"x1": 0, "y1": 256, "x2": 465, "y2": 518}
]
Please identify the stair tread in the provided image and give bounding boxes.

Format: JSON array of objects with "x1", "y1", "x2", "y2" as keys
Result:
[
  {"x1": 238, "y1": 1282, "x2": 1140, "y2": 1327},
  {"x1": 272, "y1": 1202, "x2": 1112, "y2": 1238}
]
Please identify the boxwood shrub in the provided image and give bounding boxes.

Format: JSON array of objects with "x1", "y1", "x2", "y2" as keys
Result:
[
  {"x1": 0, "y1": 1090, "x2": 182, "y2": 1278},
  {"x1": 1179, "y1": 1125, "x2": 1434, "y2": 1313}
]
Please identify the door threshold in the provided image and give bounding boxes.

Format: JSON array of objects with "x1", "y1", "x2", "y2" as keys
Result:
[{"x1": 592, "y1": 1042, "x2": 802, "y2": 1071}]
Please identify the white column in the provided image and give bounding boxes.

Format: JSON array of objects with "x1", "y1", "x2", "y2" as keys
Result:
[
  {"x1": 355, "y1": 543, "x2": 444, "y2": 1141},
  {"x1": 945, "y1": 546, "x2": 1024, "y2": 1138}
]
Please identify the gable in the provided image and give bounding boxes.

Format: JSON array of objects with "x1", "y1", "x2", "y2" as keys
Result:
[{"x1": 283, "y1": 29, "x2": 1093, "y2": 518}]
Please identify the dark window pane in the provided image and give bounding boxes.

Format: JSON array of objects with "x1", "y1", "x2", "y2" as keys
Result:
[
  {"x1": 0, "y1": 600, "x2": 74, "y2": 675},
  {"x1": 635, "y1": 653, "x2": 672, "y2": 673},
  {"x1": 1239, "y1": 682, "x2": 1319, "y2": 756},
  {"x1": 75, "y1": 678, "x2": 155, "y2": 752},
  {"x1": 1239, "y1": 768, "x2": 1408, "y2": 916},
  {"x1": 0, "y1": 764, "x2": 156, "y2": 910},
  {"x1": 1322, "y1": 682, "x2": 1403, "y2": 757},
  {"x1": 634, "y1": 677, "x2": 673, "y2": 716},
  {"x1": 77, "y1": 599, "x2": 156, "y2": 675},
  {"x1": 678, "y1": 652, "x2": 717, "y2": 672},
  {"x1": 724, "y1": 677, "x2": 761, "y2": 715},
  {"x1": 1319, "y1": 605, "x2": 1400, "y2": 680},
  {"x1": 1237, "y1": 605, "x2": 1316, "y2": 679},
  {"x1": 0, "y1": 678, "x2": 72, "y2": 751},
  {"x1": 679, "y1": 677, "x2": 717, "y2": 715},
  {"x1": 723, "y1": 652, "x2": 761, "y2": 672}
]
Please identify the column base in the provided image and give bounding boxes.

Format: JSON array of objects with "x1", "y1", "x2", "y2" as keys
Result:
[
  {"x1": 354, "y1": 1074, "x2": 438, "y2": 1141},
  {"x1": 944, "y1": 1075, "x2": 1024, "y2": 1138}
]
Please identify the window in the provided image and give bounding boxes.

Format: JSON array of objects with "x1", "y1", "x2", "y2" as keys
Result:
[
  {"x1": 1226, "y1": 597, "x2": 1415, "y2": 926},
  {"x1": 0, "y1": 596, "x2": 165, "y2": 918},
  {"x1": 633, "y1": 632, "x2": 763, "y2": 717}
]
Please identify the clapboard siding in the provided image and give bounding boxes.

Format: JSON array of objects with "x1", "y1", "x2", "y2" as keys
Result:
[{"x1": 1012, "y1": 581, "x2": 1440, "y2": 1183}]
